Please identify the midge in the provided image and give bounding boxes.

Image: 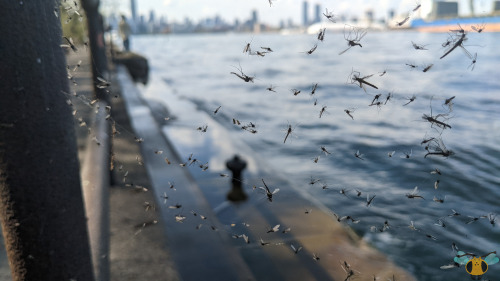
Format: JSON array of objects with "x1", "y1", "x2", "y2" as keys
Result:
[
  {"x1": 339, "y1": 25, "x2": 367, "y2": 55},
  {"x1": 259, "y1": 179, "x2": 279, "y2": 202}
]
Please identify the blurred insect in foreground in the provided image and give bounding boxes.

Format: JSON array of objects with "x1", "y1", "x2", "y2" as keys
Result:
[
  {"x1": 396, "y1": 16, "x2": 411, "y2": 27},
  {"x1": 340, "y1": 260, "x2": 360, "y2": 281},
  {"x1": 401, "y1": 149, "x2": 412, "y2": 159},
  {"x1": 488, "y1": 214, "x2": 496, "y2": 226},
  {"x1": 213, "y1": 106, "x2": 221, "y2": 115},
  {"x1": 61, "y1": 36, "x2": 78, "y2": 52},
  {"x1": 290, "y1": 244, "x2": 302, "y2": 254},
  {"x1": 413, "y1": 2, "x2": 422, "y2": 12},
  {"x1": 282, "y1": 122, "x2": 297, "y2": 143},
  {"x1": 323, "y1": 8, "x2": 336, "y2": 22},
  {"x1": 370, "y1": 93, "x2": 382, "y2": 105},
  {"x1": 354, "y1": 150, "x2": 364, "y2": 160},
  {"x1": 96, "y1": 77, "x2": 111, "y2": 89},
  {"x1": 317, "y1": 28, "x2": 326, "y2": 42},
  {"x1": 451, "y1": 251, "x2": 499, "y2": 280},
  {"x1": 384, "y1": 92, "x2": 394, "y2": 104},
  {"x1": 434, "y1": 179, "x2": 440, "y2": 189},
  {"x1": 424, "y1": 138, "x2": 454, "y2": 158},
  {"x1": 412, "y1": 41, "x2": 428, "y2": 50},
  {"x1": 440, "y1": 28, "x2": 469, "y2": 59},
  {"x1": 403, "y1": 94, "x2": 416, "y2": 106},
  {"x1": 339, "y1": 25, "x2": 367, "y2": 55},
  {"x1": 230, "y1": 64, "x2": 254, "y2": 83},
  {"x1": 406, "y1": 62, "x2": 418, "y2": 69},
  {"x1": 261, "y1": 46, "x2": 273, "y2": 52},
  {"x1": 291, "y1": 88, "x2": 301, "y2": 96},
  {"x1": 344, "y1": 108, "x2": 355, "y2": 120},
  {"x1": 348, "y1": 70, "x2": 378, "y2": 92},
  {"x1": 406, "y1": 186, "x2": 424, "y2": 199},
  {"x1": 310, "y1": 83, "x2": 318, "y2": 96},
  {"x1": 444, "y1": 95, "x2": 455, "y2": 111},
  {"x1": 422, "y1": 103, "x2": 452, "y2": 129},
  {"x1": 72, "y1": 60, "x2": 82, "y2": 72},
  {"x1": 448, "y1": 209, "x2": 461, "y2": 217},
  {"x1": 196, "y1": 124, "x2": 208, "y2": 133},
  {"x1": 433, "y1": 196, "x2": 445, "y2": 203},
  {"x1": 304, "y1": 43, "x2": 318, "y2": 55},
  {"x1": 319, "y1": 105, "x2": 327, "y2": 118},
  {"x1": 471, "y1": 23, "x2": 486, "y2": 33},
  {"x1": 266, "y1": 85, "x2": 277, "y2": 93},
  {"x1": 266, "y1": 224, "x2": 280, "y2": 233},
  {"x1": 422, "y1": 63, "x2": 434, "y2": 72},
  {"x1": 366, "y1": 194, "x2": 376, "y2": 207},
  {"x1": 468, "y1": 52, "x2": 477, "y2": 71},
  {"x1": 320, "y1": 146, "x2": 331, "y2": 155},
  {"x1": 260, "y1": 179, "x2": 279, "y2": 202},
  {"x1": 243, "y1": 37, "x2": 253, "y2": 53}
]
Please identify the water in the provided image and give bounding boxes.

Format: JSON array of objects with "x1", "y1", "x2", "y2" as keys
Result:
[{"x1": 133, "y1": 30, "x2": 500, "y2": 280}]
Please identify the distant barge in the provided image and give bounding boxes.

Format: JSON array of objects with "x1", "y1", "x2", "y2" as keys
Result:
[{"x1": 411, "y1": 15, "x2": 500, "y2": 32}]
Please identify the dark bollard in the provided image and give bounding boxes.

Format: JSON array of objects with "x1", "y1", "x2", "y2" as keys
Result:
[{"x1": 226, "y1": 155, "x2": 248, "y2": 202}]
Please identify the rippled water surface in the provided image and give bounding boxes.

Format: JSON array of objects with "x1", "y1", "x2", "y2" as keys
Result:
[{"x1": 133, "y1": 30, "x2": 500, "y2": 280}]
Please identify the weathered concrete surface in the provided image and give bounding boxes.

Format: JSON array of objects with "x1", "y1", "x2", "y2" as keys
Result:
[{"x1": 68, "y1": 51, "x2": 180, "y2": 281}]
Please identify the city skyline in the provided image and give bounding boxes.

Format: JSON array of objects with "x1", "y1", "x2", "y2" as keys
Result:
[
  {"x1": 101, "y1": 0, "x2": 496, "y2": 30},
  {"x1": 101, "y1": 0, "x2": 419, "y2": 26}
]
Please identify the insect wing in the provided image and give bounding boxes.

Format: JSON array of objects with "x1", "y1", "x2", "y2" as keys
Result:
[
  {"x1": 338, "y1": 46, "x2": 352, "y2": 55},
  {"x1": 272, "y1": 224, "x2": 280, "y2": 232},
  {"x1": 454, "y1": 251, "x2": 470, "y2": 265},
  {"x1": 440, "y1": 263, "x2": 458, "y2": 269},
  {"x1": 272, "y1": 188, "x2": 280, "y2": 195},
  {"x1": 411, "y1": 186, "x2": 419, "y2": 195},
  {"x1": 484, "y1": 253, "x2": 499, "y2": 265}
]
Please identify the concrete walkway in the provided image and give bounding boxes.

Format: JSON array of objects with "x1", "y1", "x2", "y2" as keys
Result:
[{"x1": 67, "y1": 51, "x2": 181, "y2": 281}]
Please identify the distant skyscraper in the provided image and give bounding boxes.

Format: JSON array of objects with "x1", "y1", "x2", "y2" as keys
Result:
[
  {"x1": 303, "y1": 1, "x2": 309, "y2": 26},
  {"x1": 251, "y1": 9, "x2": 258, "y2": 25},
  {"x1": 149, "y1": 10, "x2": 155, "y2": 23},
  {"x1": 314, "y1": 3, "x2": 321, "y2": 23},
  {"x1": 130, "y1": 0, "x2": 137, "y2": 22}
]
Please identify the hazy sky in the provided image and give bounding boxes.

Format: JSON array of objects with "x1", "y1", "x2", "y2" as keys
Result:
[{"x1": 100, "y1": 0, "x2": 488, "y2": 25}]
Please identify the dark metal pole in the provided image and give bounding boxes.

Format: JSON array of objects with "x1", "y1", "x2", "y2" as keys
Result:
[
  {"x1": 80, "y1": 1, "x2": 112, "y2": 280},
  {"x1": 81, "y1": 0, "x2": 109, "y2": 102},
  {"x1": 0, "y1": 1, "x2": 95, "y2": 280}
]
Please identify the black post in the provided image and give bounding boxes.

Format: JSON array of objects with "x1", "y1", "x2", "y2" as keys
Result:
[
  {"x1": 226, "y1": 155, "x2": 248, "y2": 202},
  {"x1": 81, "y1": 0, "x2": 109, "y2": 102},
  {"x1": 0, "y1": 1, "x2": 95, "y2": 280}
]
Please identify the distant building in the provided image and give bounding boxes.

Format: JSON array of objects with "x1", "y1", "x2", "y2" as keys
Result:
[
  {"x1": 130, "y1": 0, "x2": 137, "y2": 31},
  {"x1": 149, "y1": 10, "x2": 155, "y2": 23},
  {"x1": 365, "y1": 10, "x2": 374, "y2": 22},
  {"x1": 313, "y1": 3, "x2": 321, "y2": 23},
  {"x1": 433, "y1": 1, "x2": 458, "y2": 18},
  {"x1": 494, "y1": 1, "x2": 500, "y2": 13},
  {"x1": 388, "y1": 9, "x2": 395, "y2": 20},
  {"x1": 251, "y1": 9, "x2": 258, "y2": 25},
  {"x1": 303, "y1": 1, "x2": 309, "y2": 26}
]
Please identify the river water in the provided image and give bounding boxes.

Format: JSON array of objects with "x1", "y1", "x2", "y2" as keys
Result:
[{"x1": 133, "y1": 30, "x2": 500, "y2": 280}]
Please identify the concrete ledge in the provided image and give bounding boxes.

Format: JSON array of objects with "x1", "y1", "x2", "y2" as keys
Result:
[
  {"x1": 81, "y1": 101, "x2": 111, "y2": 281},
  {"x1": 116, "y1": 65, "x2": 255, "y2": 281}
]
